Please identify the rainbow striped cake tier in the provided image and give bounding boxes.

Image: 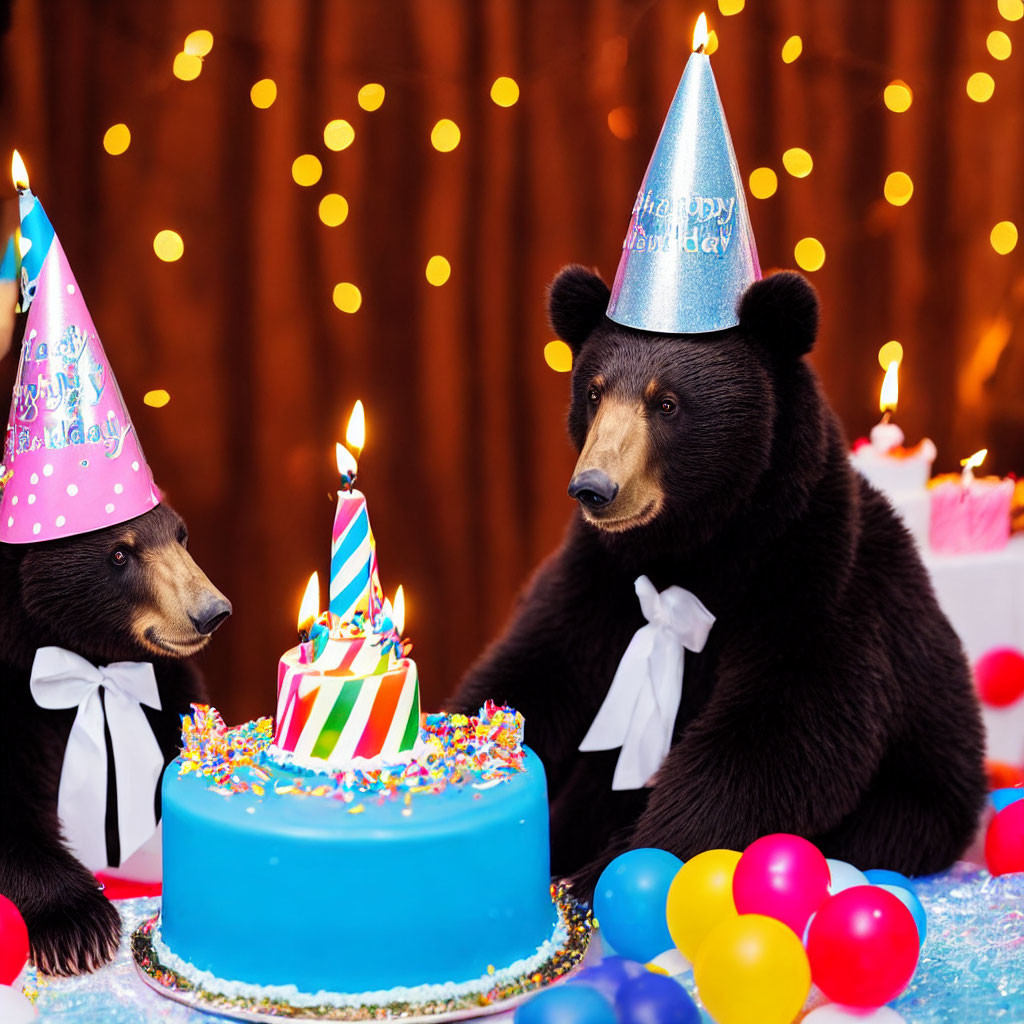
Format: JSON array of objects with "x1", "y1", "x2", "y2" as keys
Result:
[{"x1": 274, "y1": 636, "x2": 420, "y2": 767}]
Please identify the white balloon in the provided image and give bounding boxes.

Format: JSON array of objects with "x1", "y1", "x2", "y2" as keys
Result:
[
  {"x1": 0, "y1": 985, "x2": 38, "y2": 1023},
  {"x1": 826, "y1": 858, "x2": 869, "y2": 894},
  {"x1": 804, "y1": 1004, "x2": 906, "y2": 1024}
]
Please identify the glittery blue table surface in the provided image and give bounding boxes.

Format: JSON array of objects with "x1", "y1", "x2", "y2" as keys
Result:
[{"x1": 18, "y1": 863, "x2": 1024, "y2": 1024}]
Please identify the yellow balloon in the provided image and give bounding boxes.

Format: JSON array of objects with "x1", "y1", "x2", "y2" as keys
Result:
[
  {"x1": 694, "y1": 914, "x2": 811, "y2": 1024},
  {"x1": 665, "y1": 849, "x2": 741, "y2": 960}
]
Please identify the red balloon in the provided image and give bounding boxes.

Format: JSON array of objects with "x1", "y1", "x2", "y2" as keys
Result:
[
  {"x1": 807, "y1": 885, "x2": 920, "y2": 1008},
  {"x1": 0, "y1": 894, "x2": 29, "y2": 985},
  {"x1": 733, "y1": 833, "x2": 831, "y2": 936},
  {"x1": 986, "y1": 799, "x2": 1024, "y2": 876},
  {"x1": 974, "y1": 648, "x2": 1024, "y2": 708}
]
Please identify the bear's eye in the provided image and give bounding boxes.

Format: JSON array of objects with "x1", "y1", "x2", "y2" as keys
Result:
[
  {"x1": 109, "y1": 547, "x2": 130, "y2": 569},
  {"x1": 587, "y1": 385, "x2": 601, "y2": 405},
  {"x1": 659, "y1": 397, "x2": 677, "y2": 416}
]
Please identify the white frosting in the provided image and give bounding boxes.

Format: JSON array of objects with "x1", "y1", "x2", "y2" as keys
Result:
[
  {"x1": 850, "y1": 438, "x2": 937, "y2": 548},
  {"x1": 151, "y1": 913, "x2": 568, "y2": 1009},
  {"x1": 266, "y1": 738, "x2": 426, "y2": 775}
]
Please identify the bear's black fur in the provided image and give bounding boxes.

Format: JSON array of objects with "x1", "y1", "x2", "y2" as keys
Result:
[
  {"x1": 450, "y1": 267, "x2": 987, "y2": 896},
  {"x1": 0, "y1": 503, "x2": 229, "y2": 975}
]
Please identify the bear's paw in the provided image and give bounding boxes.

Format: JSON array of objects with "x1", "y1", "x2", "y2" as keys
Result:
[{"x1": 27, "y1": 881, "x2": 122, "y2": 977}]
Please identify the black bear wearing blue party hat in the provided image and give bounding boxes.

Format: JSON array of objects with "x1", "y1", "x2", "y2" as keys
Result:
[
  {"x1": 449, "y1": 266, "x2": 986, "y2": 895},
  {"x1": 448, "y1": 25, "x2": 985, "y2": 895}
]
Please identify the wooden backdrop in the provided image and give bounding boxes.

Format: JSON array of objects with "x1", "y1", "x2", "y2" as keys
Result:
[{"x1": 1, "y1": 0, "x2": 1022, "y2": 721}]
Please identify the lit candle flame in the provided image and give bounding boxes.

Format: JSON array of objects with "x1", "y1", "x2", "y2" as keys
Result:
[
  {"x1": 960, "y1": 448, "x2": 987, "y2": 473},
  {"x1": 392, "y1": 585, "x2": 405, "y2": 636},
  {"x1": 879, "y1": 360, "x2": 899, "y2": 415},
  {"x1": 11, "y1": 149, "x2": 28, "y2": 190},
  {"x1": 336, "y1": 441, "x2": 358, "y2": 479},
  {"x1": 346, "y1": 400, "x2": 366, "y2": 458},
  {"x1": 693, "y1": 12, "x2": 709, "y2": 52},
  {"x1": 297, "y1": 571, "x2": 320, "y2": 635}
]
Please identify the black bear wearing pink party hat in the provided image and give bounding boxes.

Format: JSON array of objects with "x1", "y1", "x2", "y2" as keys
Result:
[{"x1": 0, "y1": 165, "x2": 230, "y2": 975}]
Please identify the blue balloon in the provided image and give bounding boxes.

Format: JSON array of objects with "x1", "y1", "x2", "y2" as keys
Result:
[
  {"x1": 990, "y1": 787, "x2": 1024, "y2": 813},
  {"x1": 825, "y1": 858, "x2": 869, "y2": 894},
  {"x1": 864, "y1": 868, "x2": 916, "y2": 892},
  {"x1": 571, "y1": 956, "x2": 648, "y2": 1002},
  {"x1": 879, "y1": 883, "x2": 928, "y2": 945},
  {"x1": 593, "y1": 849, "x2": 682, "y2": 963},
  {"x1": 615, "y1": 973, "x2": 700, "y2": 1024},
  {"x1": 514, "y1": 984, "x2": 618, "y2": 1024}
]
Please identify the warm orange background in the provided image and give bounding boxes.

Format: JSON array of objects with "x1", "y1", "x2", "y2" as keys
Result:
[{"x1": 1, "y1": 0, "x2": 1022, "y2": 721}]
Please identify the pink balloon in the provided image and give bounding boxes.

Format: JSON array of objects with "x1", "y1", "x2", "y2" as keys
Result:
[
  {"x1": 807, "y1": 885, "x2": 920, "y2": 1007},
  {"x1": 733, "y1": 833, "x2": 831, "y2": 935},
  {"x1": 986, "y1": 799, "x2": 1024, "y2": 876},
  {"x1": 0, "y1": 893, "x2": 29, "y2": 985}
]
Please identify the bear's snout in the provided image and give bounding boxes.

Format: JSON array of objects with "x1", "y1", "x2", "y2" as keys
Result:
[
  {"x1": 189, "y1": 594, "x2": 233, "y2": 636},
  {"x1": 570, "y1": 396, "x2": 664, "y2": 531},
  {"x1": 568, "y1": 469, "x2": 619, "y2": 510}
]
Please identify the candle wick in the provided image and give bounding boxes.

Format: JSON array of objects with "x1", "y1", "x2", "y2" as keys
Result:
[
  {"x1": 695, "y1": 43, "x2": 705, "y2": 54},
  {"x1": 881, "y1": 409, "x2": 893, "y2": 425}
]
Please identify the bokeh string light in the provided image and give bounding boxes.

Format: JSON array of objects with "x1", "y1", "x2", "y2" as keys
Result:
[
  {"x1": 883, "y1": 80, "x2": 913, "y2": 112},
  {"x1": 291, "y1": 154, "x2": 322, "y2": 186},
  {"x1": 490, "y1": 77, "x2": 520, "y2": 107},
  {"x1": 878, "y1": 341, "x2": 904, "y2": 369},
  {"x1": 794, "y1": 237, "x2": 825, "y2": 272},
  {"x1": 966, "y1": 71, "x2": 995, "y2": 102},
  {"x1": 318, "y1": 194, "x2": 349, "y2": 227},
  {"x1": 324, "y1": 119, "x2": 355, "y2": 151},
  {"x1": 781, "y1": 35, "x2": 802, "y2": 63},
  {"x1": 431, "y1": 119, "x2": 461, "y2": 152},
  {"x1": 425, "y1": 256, "x2": 452, "y2": 286},
  {"x1": 357, "y1": 83, "x2": 386, "y2": 111},
  {"x1": 250, "y1": 79, "x2": 277, "y2": 108},
  {"x1": 607, "y1": 106, "x2": 637, "y2": 140},
  {"x1": 990, "y1": 221, "x2": 1019, "y2": 255},
  {"x1": 884, "y1": 171, "x2": 914, "y2": 207},
  {"x1": 717, "y1": 0, "x2": 744, "y2": 14},
  {"x1": 102, "y1": 124, "x2": 131, "y2": 155},
  {"x1": 143, "y1": 389, "x2": 171, "y2": 408},
  {"x1": 544, "y1": 340, "x2": 573, "y2": 373},
  {"x1": 332, "y1": 283, "x2": 362, "y2": 313},
  {"x1": 782, "y1": 147, "x2": 813, "y2": 178},
  {"x1": 153, "y1": 230, "x2": 184, "y2": 262},
  {"x1": 748, "y1": 167, "x2": 778, "y2": 199},
  {"x1": 172, "y1": 52, "x2": 202, "y2": 81},
  {"x1": 997, "y1": 0, "x2": 1023, "y2": 21},
  {"x1": 183, "y1": 30, "x2": 213, "y2": 57},
  {"x1": 986, "y1": 30, "x2": 1012, "y2": 60}
]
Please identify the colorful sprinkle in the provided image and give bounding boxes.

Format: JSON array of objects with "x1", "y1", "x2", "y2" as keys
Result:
[{"x1": 177, "y1": 701, "x2": 526, "y2": 803}]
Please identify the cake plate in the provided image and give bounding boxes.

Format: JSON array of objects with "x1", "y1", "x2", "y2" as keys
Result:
[{"x1": 132, "y1": 887, "x2": 592, "y2": 1023}]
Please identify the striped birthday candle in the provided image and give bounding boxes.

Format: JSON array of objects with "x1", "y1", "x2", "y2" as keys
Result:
[{"x1": 329, "y1": 490, "x2": 374, "y2": 626}]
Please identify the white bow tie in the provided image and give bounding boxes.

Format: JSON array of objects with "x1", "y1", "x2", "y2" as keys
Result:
[
  {"x1": 30, "y1": 646, "x2": 164, "y2": 871},
  {"x1": 579, "y1": 576, "x2": 715, "y2": 790}
]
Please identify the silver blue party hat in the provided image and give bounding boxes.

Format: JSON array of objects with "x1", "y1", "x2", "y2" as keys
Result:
[{"x1": 607, "y1": 15, "x2": 760, "y2": 335}]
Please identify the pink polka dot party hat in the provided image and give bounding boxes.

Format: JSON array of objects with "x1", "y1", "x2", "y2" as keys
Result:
[{"x1": 0, "y1": 156, "x2": 159, "y2": 543}]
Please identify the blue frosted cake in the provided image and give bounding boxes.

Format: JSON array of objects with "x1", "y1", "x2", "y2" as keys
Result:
[{"x1": 145, "y1": 703, "x2": 585, "y2": 1013}]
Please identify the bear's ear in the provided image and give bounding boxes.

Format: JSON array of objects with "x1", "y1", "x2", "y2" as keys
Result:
[
  {"x1": 547, "y1": 265, "x2": 611, "y2": 355},
  {"x1": 738, "y1": 271, "x2": 820, "y2": 358}
]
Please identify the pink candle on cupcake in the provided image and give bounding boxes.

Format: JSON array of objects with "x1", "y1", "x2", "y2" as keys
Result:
[{"x1": 930, "y1": 449, "x2": 1014, "y2": 554}]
